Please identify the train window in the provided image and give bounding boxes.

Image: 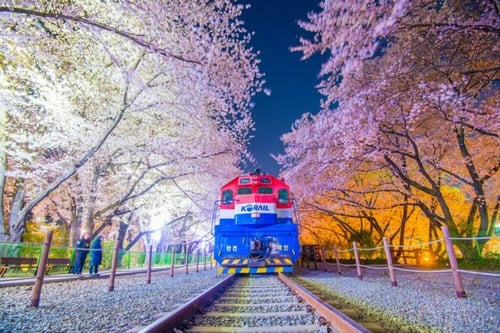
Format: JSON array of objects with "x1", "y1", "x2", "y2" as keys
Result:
[
  {"x1": 222, "y1": 190, "x2": 233, "y2": 204},
  {"x1": 258, "y1": 187, "x2": 273, "y2": 194},
  {"x1": 278, "y1": 189, "x2": 289, "y2": 203},
  {"x1": 237, "y1": 187, "x2": 252, "y2": 195},
  {"x1": 260, "y1": 178, "x2": 271, "y2": 184},
  {"x1": 239, "y1": 178, "x2": 251, "y2": 184}
]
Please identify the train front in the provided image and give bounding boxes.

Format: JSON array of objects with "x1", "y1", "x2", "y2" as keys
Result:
[{"x1": 213, "y1": 172, "x2": 300, "y2": 274}]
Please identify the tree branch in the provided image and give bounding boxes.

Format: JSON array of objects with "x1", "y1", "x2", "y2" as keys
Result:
[{"x1": 0, "y1": 6, "x2": 201, "y2": 65}]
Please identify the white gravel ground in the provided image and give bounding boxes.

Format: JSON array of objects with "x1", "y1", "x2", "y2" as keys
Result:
[
  {"x1": 0, "y1": 266, "x2": 498, "y2": 333},
  {"x1": 297, "y1": 265, "x2": 499, "y2": 333},
  {"x1": 0, "y1": 269, "x2": 224, "y2": 333}
]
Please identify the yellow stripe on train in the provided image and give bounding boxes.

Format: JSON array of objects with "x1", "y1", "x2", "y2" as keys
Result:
[
  {"x1": 217, "y1": 266, "x2": 293, "y2": 274},
  {"x1": 264, "y1": 258, "x2": 292, "y2": 265},
  {"x1": 224, "y1": 258, "x2": 254, "y2": 265}
]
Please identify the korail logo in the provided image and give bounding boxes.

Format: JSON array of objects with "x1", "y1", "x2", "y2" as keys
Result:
[{"x1": 241, "y1": 204, "x2": 270, "y2": 212}]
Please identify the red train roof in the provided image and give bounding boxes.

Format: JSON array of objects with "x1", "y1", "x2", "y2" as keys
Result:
[{"x1": 220, "y1": 173, "x2": 289, "y2": 190}]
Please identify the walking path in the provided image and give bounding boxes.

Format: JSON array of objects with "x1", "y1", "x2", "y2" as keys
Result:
[{"x1": 0, "y1": 267, "x2": 168, "y2": 288}]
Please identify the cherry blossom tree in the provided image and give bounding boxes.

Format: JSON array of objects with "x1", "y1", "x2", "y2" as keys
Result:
[
  {"x1": 281, "y1": 0, "x2": 499, "y2": 258},
  {"x1": 1, "y1": 0, "x2": 262, "y2": 243}
]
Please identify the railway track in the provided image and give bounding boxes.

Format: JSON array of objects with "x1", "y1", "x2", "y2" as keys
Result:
[{"x1": 139, "y1": 273, "x2": 369, "y2": 333}]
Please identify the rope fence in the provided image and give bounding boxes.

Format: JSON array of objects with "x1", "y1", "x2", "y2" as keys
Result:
[
  {"x1": 302, "y1": 226, "x2": 500, "y2": 298},
  {"x1": 1, "y1": 231, "x2": 215, "y2": 307},
  {"x1": 0, "y1": 237, "x2": 213, "y2": 279}
]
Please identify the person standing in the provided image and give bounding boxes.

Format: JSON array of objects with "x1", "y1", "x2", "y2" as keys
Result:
[
  {"x1": 89, "y1": 236, "x2": 102, "y2": 276},
  {"x1": 72, "y1": 233, "x2": 91, "y2": 275}
]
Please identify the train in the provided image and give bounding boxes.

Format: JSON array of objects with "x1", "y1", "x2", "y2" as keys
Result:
[{"x1": 212, "y1": 170, "x2": 301, "y2": 274}]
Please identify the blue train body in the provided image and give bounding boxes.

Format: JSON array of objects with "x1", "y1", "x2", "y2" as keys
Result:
[{"x1": 212, "y1": 171, "x2": 300, "y2": 274}]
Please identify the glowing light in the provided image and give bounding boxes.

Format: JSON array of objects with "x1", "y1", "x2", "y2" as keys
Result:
[
  {"x1": 150, "y1": 210, "x2": 171, "y2": 230},
  {"x1": 152, "y1": 231, "x2": 162, "y2": 242}
]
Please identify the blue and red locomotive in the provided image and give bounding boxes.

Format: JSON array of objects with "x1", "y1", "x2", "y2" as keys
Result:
[{"x1": 212, "y1": 170, "x2": 300, "y2": 274}]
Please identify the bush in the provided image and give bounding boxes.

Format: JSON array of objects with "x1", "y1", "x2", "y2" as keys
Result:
[{"x1": 457, "y1": 256, "x2": 500, "y2": 270}]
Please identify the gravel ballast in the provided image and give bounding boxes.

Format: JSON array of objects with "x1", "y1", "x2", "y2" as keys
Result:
[
  {"x1": 298, "y1": 266, "x2": 499, "y2": 332},
  {"x1": 0, "y1": 267, "x2": 498, "y2": 332}
]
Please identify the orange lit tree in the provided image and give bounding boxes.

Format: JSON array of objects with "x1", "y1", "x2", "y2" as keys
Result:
[{"x1": 279, "y1": 1, "x2": 499, "y2": 259}]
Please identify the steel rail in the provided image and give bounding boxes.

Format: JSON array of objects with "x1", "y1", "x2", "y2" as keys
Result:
[
  {"x1": 138, "y1": 274, "x2": 236, "y2": 333},
  {"x1": 140, "y1": 273, "x2": 370, "y2": 333},
  {"x1": 277, "y1": 273, "x2": 371, "y2": 333}
]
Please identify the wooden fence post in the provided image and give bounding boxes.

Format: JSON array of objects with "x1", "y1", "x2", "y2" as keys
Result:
[
  {"x1": 184, "y1": 242, "x2": 189, "y2": 275},
  {"x1": 108, "y1": 240, "x2": 120, "y2": 292},
  {"x1": 441, "y1": 226, "x2": 466, "y2": 298},
  {"x1": 203, "y1": 248, "x2": 207, "y2": 271},
  {"x1": 146, "y1": 245, "x2": 152, "y2": 284},
  {"x1": 209, "y1": 244, "x2": 213, "y2": 269},
  {"x1": 170, "y1": 246, "x2": 175, "y2": 278},
  {"x1": 334, "y1": 245, "x2": 341, "y2": 275},
  {"x1": 321, "y1": 246, "x2": 327, "y2": 272},
  {"x1": 383, "y1": 237, "x2": 397, "y2": 286},
  {"x1": 353, "y1": 241, "x2": 362, "y2": 280},
  {"x1": 196, "y1": 250, "x2": 200, "y2": 273},
  {"x1": 30, "y1": 230, "x2": 53, "y2": 307}
]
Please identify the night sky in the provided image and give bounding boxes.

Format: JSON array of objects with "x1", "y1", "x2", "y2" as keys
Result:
[{"x1": 241, "y1": 1, "x2": 325, "y2": 176}]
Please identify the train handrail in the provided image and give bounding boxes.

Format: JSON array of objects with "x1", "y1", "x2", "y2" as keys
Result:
[
  {"x1": 293, "y1": 198, "x2": 302, "y2": 231},
  {"x1": 210, "y1": 200, "x2": 220, "y2": 235}
]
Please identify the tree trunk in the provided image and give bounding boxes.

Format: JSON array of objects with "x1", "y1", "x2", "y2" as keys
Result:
[
  {"x1": 70, "y1": 206, "x2": 83, "y2": 247},
  {"x1": 0, "y1": 130, "x2": 6, "y2": 240},
  {"x1": 91, "y1": 215, "x2": 113, "y2": 240},
  {"x1": 7, "y1": 185, "x2": 25, "y2": 242},
  {"x1": 115, "y1": 220, "x2": 129, "y2": 267},
  {"x1": 7, "y1": 100, "x2": 130, "y2": 244},
  {"x1": 83, "y1": 165, "x2": 101, "y2": 234},
  {"x1": 395, "y1": 202, "x2": 411, "y2": 262},
  {"x1": 455, "y1": 123, "x2": 492, "y2": 255}
]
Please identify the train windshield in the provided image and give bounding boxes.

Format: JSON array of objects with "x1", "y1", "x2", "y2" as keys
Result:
[
  {"x1": 278, "y1": 189, "x2": 289, "y2": 204},
  {"x1": 237, "y1": 187, "x2": 252, "y2": 195},
  {"x1": 258, "y1": 187, "x2": 273, "y2": 194},
  {"x1": 222, "y1": 190, "x2": 233, "y2": 204}
]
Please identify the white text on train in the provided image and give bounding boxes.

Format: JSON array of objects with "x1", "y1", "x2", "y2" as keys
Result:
[{"x1": 241, "y1": 204, "x2": 270, "y2": 212}]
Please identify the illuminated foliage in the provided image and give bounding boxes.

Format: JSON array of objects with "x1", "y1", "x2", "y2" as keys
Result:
[
  {"x1": 0, "y1": 1, "x2": 263, "y2": 243},
  {"x1": 281, "y1": 0, "x2": 499, "y2": 258}
]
